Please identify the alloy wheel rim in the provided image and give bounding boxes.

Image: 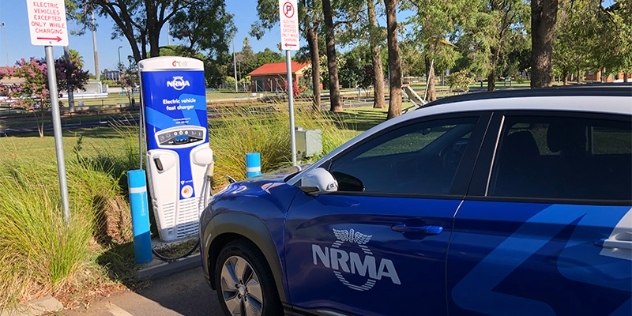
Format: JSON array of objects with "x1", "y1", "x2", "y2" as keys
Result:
[{"x1": 220, "y1": 255, "x2": 264, "y2": 316}]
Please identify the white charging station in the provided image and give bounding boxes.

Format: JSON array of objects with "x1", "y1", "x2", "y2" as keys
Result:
[{"x1": 138, "y1": 57, "x2": 213, "y2": 242}]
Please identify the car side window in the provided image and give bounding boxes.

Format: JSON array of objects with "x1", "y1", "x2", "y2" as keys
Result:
[
  {"x1": 328, "y1": 117, "x2": 478, "y2": 195},
  {"x1": 489, "y1": 115, "x2": 632, "y2": 201}
]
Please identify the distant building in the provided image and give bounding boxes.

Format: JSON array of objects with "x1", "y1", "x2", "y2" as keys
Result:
[
  {"x1": 0, "y1": 66, "x2": 25, "y2": 86},
  {"x1": 584, "y1": 70, "x2": 632, "y2": 82},
  {"x1": 248, "y1": 62, "x2": 309, "y2": 92},
  {"x1": 103, "y1": 70, "x2": 121, "y2": 81}
]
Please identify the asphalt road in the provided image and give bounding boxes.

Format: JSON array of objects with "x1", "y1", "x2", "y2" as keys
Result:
[{"x1": 62, "y1": 266, "x2": 223, "y2": 316}]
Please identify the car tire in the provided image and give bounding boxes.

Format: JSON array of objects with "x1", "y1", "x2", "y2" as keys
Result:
[{"x1": 214, "y1": 239, "x2": 282, "y2": 316}]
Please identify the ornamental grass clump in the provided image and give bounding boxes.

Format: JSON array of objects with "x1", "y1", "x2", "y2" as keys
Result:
[
  {"x1": 209, "y1": 105, "x2": 358, "y2": 187},
  {"x1": 0, "y1": 125, "x2": 140, "y2": 310},
  {"x1": 0, "y1": 162, "x2": 93, "y2": 309}
]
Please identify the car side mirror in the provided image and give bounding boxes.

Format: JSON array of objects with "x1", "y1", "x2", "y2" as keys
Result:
[{"x1": 298, "y1": 168, "x2": 338, "y2": 195}]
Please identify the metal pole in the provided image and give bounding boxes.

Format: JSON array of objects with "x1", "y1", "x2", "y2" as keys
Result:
[
  {"x1": 45, "y1": 46, "x2": 70, "y2": 225},
  {"x1": 117, "y1": 46, "x2": 122, "y2": 82},
  {"x1": 233, "y1": 39, "x2": 238, "y2": 92},
  {"x1": 91, "y1": 11, "x2": 99, "y2": 80},
  {"x1": 1, "y1": 22, "x2": 7, "y2": 66},
  {"x1": 166, "y1": 20, "x2": 171, "y2": 46},
  {"x1": 286, "y1": 50, "x2": 297, "y2": 166}
]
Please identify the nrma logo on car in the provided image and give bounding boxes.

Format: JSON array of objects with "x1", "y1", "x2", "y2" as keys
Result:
[
  {"x1": 166, "y1": 76, "x2": 190, "y2": 90},
  {"x1": 312, "y1": 228, "x2": 401, "y2": 291}
]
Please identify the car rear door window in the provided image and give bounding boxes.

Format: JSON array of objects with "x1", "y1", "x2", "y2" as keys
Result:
[{"x1": 489, "y1": 115, "x2": 632, "y2": 201}]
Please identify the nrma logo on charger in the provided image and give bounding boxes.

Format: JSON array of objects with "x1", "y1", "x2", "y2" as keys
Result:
[{"x1": 166, "y1": 76, "x2": 191, "y2": 90}]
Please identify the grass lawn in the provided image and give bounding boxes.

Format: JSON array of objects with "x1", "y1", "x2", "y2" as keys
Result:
[
  {"x1": 0, "y1": 126, "x2": 136, "y2": 164},
  {"x1": 0, "y1": 105, "x2": 390, "y2": 164},
  {"x1": 69, "y1": 90, "x2": 280, "y2": 107},
  {"x1": 66, "y1": 83, "x2": 491, "y2": 108}
]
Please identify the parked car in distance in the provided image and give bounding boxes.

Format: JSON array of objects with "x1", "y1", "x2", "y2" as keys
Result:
[{"x1": 200, "y1": 85, "x2": 632, "y2": 316}]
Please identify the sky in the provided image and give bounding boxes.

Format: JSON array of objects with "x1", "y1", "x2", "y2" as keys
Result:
[{"x1": 0, "y1": 1, "x2": 284, "y2": 76}]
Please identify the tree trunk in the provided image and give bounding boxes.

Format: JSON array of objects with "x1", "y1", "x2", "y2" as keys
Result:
[
  {"x1": 562, "y1": 69, "x2": 568, "y2": 85},
  {"x1": 487, "y1": 71, "x2": 496, "y2": 91},
  {"x1": 385, "y1": 0, "x2": 401, "y2": 119},
  {"x1": 144, "y1": 0, "x2": 160, "y2": 58},
  {"x1": 624, "y1": 72, "x2": 629, "y2": 83},
  {"x1": 322, "y1": 0, "x2": 343, "y2": 112},
  {"x1": 530, "y1": 0, "x2": 558, "y2": 88},
  {"x1": 425, "y1": 57, "x2": 436, "y2": 102},
  {"x1": 63, "y1": 46, "x2": 75, "y2": 112},
  {"x1": 577, "y1": 67, "x2": 581, "y2": 83},
  {"x1": 427, "y1": 68, "x2": 436, "y2": 102},
  {"x1": 306, "y1": 25, "x2": 321, "y2": 111},
  {"x1": 488, "y1": 47, "x2": 500, "y2": 91},
  {"x1": 368, "y1": 0, "x2": 385, "y2": 109}
]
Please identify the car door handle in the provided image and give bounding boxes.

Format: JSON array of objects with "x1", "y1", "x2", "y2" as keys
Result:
[
  {"x1": 598, "y1": 238, "x2": 632, "y2": 250},
  {"x1": 391, "y1": 224, "x2": 443, "y2": 235}
]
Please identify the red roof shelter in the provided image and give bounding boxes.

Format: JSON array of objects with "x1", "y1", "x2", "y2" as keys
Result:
[{"x1": 248, "y1": 61, "x2": 309, "y2": 92}]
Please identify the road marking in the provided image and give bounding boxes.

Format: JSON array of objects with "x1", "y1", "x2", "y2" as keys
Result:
[{"x1": 108, "y1": 304, "x2": 134, "y2": 316}]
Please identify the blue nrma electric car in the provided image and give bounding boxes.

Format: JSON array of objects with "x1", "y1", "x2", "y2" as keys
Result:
[{"x1": 200, "y1": 86, "x2": 632, "y2": 316}]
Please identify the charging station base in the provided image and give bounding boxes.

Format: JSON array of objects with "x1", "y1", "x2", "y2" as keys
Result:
[
  {"x1": 136, "y1": 253, "x2": 201, "y2": 281},
  {"x1": 136, "y1": 236, "x2": 200, "y2": 280}
]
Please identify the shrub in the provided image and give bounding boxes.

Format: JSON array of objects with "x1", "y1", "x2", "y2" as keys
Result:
[{"x1": 446, "y1": 70, "x2": 474, "y2": 92}]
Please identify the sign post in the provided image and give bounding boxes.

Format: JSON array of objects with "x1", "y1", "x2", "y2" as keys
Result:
[
  {"x1": 26, "y1": 0, "x2": 70, "y2": 225},
  {"x1": 279, "y1": 0, "x2": 300, "y2": 166}
]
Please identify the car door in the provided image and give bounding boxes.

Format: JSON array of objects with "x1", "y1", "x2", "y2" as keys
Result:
[
  {"x1": 284, "y1": 113, "x2": 490, "y2": 316},
  {"x1": 448, "y1": 111, "x2": 632, "y2": 315}
]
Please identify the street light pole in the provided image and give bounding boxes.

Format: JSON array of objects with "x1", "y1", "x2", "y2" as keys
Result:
[
  {"x1": 91, "y1": 11, "x2": 99, "y2": 80},
  {"x1": 117, "y1": 46, "x2": 122, "y2": 82},
  {"x1": 1, "y1": 22, "x2": 7, "y2": 66},
  {"x1": 233, "y1": 39, "x2": 238, "y2": 92}
]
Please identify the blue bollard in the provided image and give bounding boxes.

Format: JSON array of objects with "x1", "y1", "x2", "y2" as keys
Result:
[
  {"x1": 127, "y1": 169, "x2": 153, "y2": 264},
  {"x1": 246, "y1": 152, "x2": 262, "y2": 178}
]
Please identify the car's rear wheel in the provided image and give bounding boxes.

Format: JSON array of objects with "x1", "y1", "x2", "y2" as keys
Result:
[{"x1": 215, "y1": 239, "x2": 281, "y2": 316}]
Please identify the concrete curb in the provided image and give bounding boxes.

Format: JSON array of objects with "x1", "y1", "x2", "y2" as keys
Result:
[
  {"x1": 136, "y1": 253, "x2": 202, "y2": 280},
  {"x1": 0, "y1": 295, "x2": 63, "y2": 316}
]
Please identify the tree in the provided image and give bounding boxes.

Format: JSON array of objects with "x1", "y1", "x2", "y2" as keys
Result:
[
  {"x1": 339, "y1": 47, "x2": 369, "y2": 88},
  {"x1": 69, "y1": 0, "x2": 233, "y2": 64},
  {"x1": 254, "y1": 48, "x2": 285, "y2": 66},
  {"x1": 384, "y1": 0, "x2": 402, "y2": 119},
  {"x1": 322, "y1": 0, "x2": 344, "y2": 112},
  {"x1": 119, "y1": 56, "x2": 140, "y2": 104},
  {"x1": 235, "y1": 38, "x2": 258, "y2": 80},
  {"x1": 530, "y1": 0, "x2": 558, "y2": 88},
  {"x1": 252, "y1": 0, "x2": 324, "y2": 111},
  {"x1": 405, "y1": 0, "x2": 466, "y2": 101},
  {"x1": 367, "y1": 0, "x2": 386, "y2": 109},
  {"x1": 0, "y1": 57, "x2": 89, "y2": 137},
  {"x1": 552, "y1": 0, "x2": 631, "y2": 85},
  {"x1": 553, "y1": 0, "x2": 591, "y2": 85},
  {"x1": 587, "y1": 0, "x2": 632, "y2": 82},
  {"x1": 337, "y1": 0, "x2": 387, "y2": 108},
  {"x1": 55, "y1": 57, "x2": 90, "y2": 103},
  {"x1": 159, "y1": 45, "x2": 206, "y2": 59},
  {"x1": 482, "y1": 0, "x2": 529, "y2": 91}
]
